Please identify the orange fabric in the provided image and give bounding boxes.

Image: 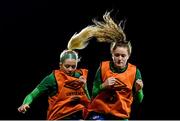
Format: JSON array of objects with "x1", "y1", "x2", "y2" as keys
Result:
[
  {"x1": 88, "y1": 61, "x2": 136, "y2": 119},
  {"x1": 47, "y1": 69, "x2": 90, "y2": 120}
]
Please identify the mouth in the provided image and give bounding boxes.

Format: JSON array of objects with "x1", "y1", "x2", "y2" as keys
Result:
[
  {"x1": 64, "y1": 70, "x2": 72, "y2": 74},
  {"x1": 67, "y1": 71, "x2": 72, "y2": 74},
  {"x1": 117, "y1": 61, "x2": 123, "y2": 64},
  {"x1": 115, "y1": 61, "x2": 124, "y2": 67},
  {"x1": 67, "y1": 72, "x2": 73, "y2": 76}
]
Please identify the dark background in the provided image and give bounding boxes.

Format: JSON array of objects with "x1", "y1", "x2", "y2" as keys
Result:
[{"x1": 0, "y1": 0, "x2": 179, "y2": 120}]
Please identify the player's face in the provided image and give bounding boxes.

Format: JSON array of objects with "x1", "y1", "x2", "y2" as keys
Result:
[
  {"x1": 112, "y1": 46, "x2": 130, "y2": 69},
  {"x1": 61, "y1": 58, "x2": 77, "y2": 75}
]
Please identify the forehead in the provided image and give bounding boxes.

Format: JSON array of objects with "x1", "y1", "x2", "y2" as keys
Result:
[
  {"x1": 63, "y1": 58, "x2": 77, "y2": 65},
  {"x1": 113, "y1": 46, "x2": 128, "y2": 54}
]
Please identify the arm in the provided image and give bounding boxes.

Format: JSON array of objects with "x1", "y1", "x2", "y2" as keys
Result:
[
  {"x1": 22, "y1": 88, "x2": 40, "y2": 105},
  {"x1": 130, "y1": 68, "x2": 144, "y2": 119},
  {"x1": 74, "y1": 70, "x2": 91, "y2": 99},
  {"x1": 18, "y1": 88, "x2": 40, "y2": 113},
  {"x1": 134, "y1": 89, "x2": 144, "y2": 104},
  {"x1": 18, "y1": 72, "x2": 57, "y2": 113},
  {"x1": 133, "y1": 68, "x2": 144, "y2": 104},
  {"x1": 92, "y1": 67, "x2": 116, "y2": 99},
  {"x1": 84, "y1": 83, "x2": 91, "y2": 100},
  {"x1": 78, "y1": 76, "x2": 91, "y2": 100},
  {"x1": 92, "y1": 67, "x2": 103, "y2": 98}
]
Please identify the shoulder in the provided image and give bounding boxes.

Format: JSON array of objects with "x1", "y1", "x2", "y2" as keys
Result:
[
  {"x1": 100, "y1": 60, "x2": 110, "y2": 68},
  {"x1": 101, "y1": 61, "x2": 110, "y2": 65},
  {"x1": 48, "y1": 72, "x2": 56, "y2": 79},
  {"x1": 128, "y1": 63, "x2": 137, "y2": 68}
]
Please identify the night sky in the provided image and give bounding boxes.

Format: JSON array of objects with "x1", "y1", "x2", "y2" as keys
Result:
[{"x1": 0, "y1": 0, "x2": 179, "y2": 119}]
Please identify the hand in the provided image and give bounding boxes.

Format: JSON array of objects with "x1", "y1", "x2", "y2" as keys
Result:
[
  {"x1": 102, "y1": 77, "x2": 116, "y2": 89},
  {"x1": 18, "y1": 104, "x2": 30, "y2": 114},
  {"x1": 79, "y1": 76, "x2": 86, "y2": 84},
  {"x1": 135, "y1": 79, "x2": 143, "y2": 92}
]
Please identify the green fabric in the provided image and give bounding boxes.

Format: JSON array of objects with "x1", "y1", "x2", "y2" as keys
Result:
[
  {"x1": 134, "y1": 89, "x2": 144, "y2": 104},
  {"x1": 133, "y1": 68, "x2": 144, "y2": 103},
  {"x1": 22, "y1": 73, "x2": 56, "y2": 105},
  {"x1": 110, "y1": 61, "x2": 127, "y2": 73},
  {"x1": 23, "y1": 88, "x2": 40, "y2": 105},
  {"x1": 36, "y1": 72, "x2": 57, "y2": 97},
  {"x1": 84, "y1": 83, "x2": 91, "y2": 100},
  {"x1": 92, "y1": 67, "x2": 102, "y2": 98},
  {"x1": 22, "y1": 70, "x2": 91, "y2": 105},
  {"x1": 135, "y1": 68, "x2": 142, "y2": 80},
  {"x1": 72, "y1": 71, "x2": 91, "y2": 99},
  {"x1": 92, "y1": 61, "x2": 144, "y2": 104}
]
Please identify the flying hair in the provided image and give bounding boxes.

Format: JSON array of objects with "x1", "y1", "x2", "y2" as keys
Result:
[{"x1": 67, "y1": 11, "x2": 127, "y2": 50}]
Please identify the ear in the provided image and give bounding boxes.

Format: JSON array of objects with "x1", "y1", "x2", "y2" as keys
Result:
[
  {"x1": 127, "y1": 54, "x2": 130, "y2": 60},
  {"x1": 112, "y1": 54, "x2": 115, "y2": 61},
  {"x1": 59, "y1": 62, "x2": 62, "y2": 68}
]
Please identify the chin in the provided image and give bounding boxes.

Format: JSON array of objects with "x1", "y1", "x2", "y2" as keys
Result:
[
  {"x1": 66, "y1": 72, "x2": 71, "y2": 75},
  {"x1": 115, "y1": 64, "x2": 124, "y2": 68}
]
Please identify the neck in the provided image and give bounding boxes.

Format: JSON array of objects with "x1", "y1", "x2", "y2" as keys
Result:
[{"x1": 110, "y1": 61, "x2": 127, "y2": 73}]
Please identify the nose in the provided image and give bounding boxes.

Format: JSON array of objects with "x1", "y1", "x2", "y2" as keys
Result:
[
  {"x1": 68, "y1": 66, "x2": 74, "y2": 72},
  {"x1": 118, "y1": 55, "x2": 123, "y2": 60}
]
